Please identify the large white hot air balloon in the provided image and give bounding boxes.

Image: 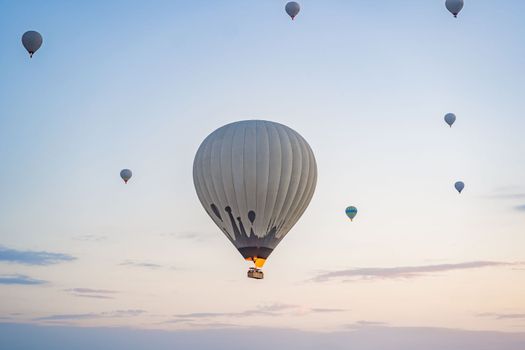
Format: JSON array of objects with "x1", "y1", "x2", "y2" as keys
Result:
[
  {"x1": 22, "y1": 31, "x2": 43, "y2": 58},
  {"x1": 193, "y1": 120, "x2": 317, "y2": 279}
]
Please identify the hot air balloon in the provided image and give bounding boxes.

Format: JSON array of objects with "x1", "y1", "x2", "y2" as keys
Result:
[
  {"x1": 444, "y1": 113, "x2": 456, "y2": 127},
  {"x1": 446, "y1": 0, "x2": 464, "y2": 18},
  {"x1": 22, "y1": 31, "x2": 43, "y2": 58},
  {"x1": 193, "y1": 120, "x2": 317, "y2": 279},
  {"x1": 285, "y1": 1, "x2": 301, "y2": 20},
  {"x1": 120, "y1": 169, "x2": 132, "y2": 184},
  {"x1": 345, "y1": 206, "x2": 358, "y2": 221},
  {"x1": 455, "y1": 181, "x2": 465, "y2": 194}
]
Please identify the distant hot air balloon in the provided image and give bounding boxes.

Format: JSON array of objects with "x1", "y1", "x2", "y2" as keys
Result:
[
  {"x1": 22, "y1": 31, "x2": 43, "y2": 58},
  {"x1": 345, "y1": 206, "x2": 358, "y2": 221},
  {"x1": 444, "y1": 113, "x2": 456, "y2": 127},
  {"x1": 120, "y1": 169, "x2": 132, "y2": 184},
  {"x1": 446, "y1": 0, "x2": 464, "y2": 18},
  {"x1": 193, "y1": 120, "x2": 317, "y2": 279},
  {"x1": 455, "y1": 181, "x2": 465, "y2": 194},
  {"x1": 285, "y1": 1, "x2": 301, "y2": 20}
]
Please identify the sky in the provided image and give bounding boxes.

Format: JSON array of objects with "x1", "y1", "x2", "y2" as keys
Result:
[{"x1": 1, "y1": 0, "x2": 525, "y2": 348}]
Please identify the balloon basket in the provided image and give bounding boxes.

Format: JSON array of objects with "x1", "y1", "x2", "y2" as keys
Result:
[{"x1": 247, "y1": 267, "x2": 264, "y2": 279}]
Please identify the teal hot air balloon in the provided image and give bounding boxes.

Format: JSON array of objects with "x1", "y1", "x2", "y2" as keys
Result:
[{"x1": 345, "y1": 206, "x2": 358, "y2": 221}]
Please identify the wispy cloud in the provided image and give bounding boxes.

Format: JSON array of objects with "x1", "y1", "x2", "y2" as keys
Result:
[
  {"x1": 478, "y1": 313, "x2": 525, "y2": 320},
  {"x1": 171, "y1": 304, "x2": 345, "y2": 322},
  {"x1": 119, "y1": 260, "x2": 164, "y2": 269},
  {"x1": 0, "y1": 274, "x2": 46, "y2": 285},
  {"x1": 35, "y1": 309, "x2": 145, "y2": 321},
  {"x1": 65, "y1": 288, "x2": 118, "y2": 300},
  {"x1": 488, "y1": 193, "x2": 525, "y2": 199},
  {"x1": 0, "y1": 246, "x2": 76, "y2": 265},
  {"x1": 311, "y1": 261, "x2": 521, "y2": 283},
  {"x1": 161, "y1": 231, "x2": 208, "y2": 242},
  {"x1": 73, "y1": 235, "x2": 107, "y2": 242},
  {"x1": 345, "y1": 320, "x2": 389, "y2": 329}
]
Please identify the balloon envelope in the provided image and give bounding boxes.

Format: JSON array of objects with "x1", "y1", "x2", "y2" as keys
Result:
[
  {"x1": 444, "y1": 113, "x2": 456, "y2": 127},
  {"x1": 193, "y1": 120, "x2": 317, "y2": 268},
  {"x1": 22, "y1": 31, "x2": 43, "y2": 57},
  {"x1": 446, "y1": 0, "x2": 464, "y2": 17},
  {"x1": 345, "y1": 206, "x2": 358, "y2": 221},
  {"x1": 455, "y1": 181, "x2": 465, "y2": 193},
  {"x1": 120, "y1": 169, "x2": 132, "y2": 183},
  {"x1": 285, "y1": 1, "x2": 301, "y2": 20}
]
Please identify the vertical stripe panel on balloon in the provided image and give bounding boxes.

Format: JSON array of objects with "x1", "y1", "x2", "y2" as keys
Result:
[
  {"x1": 261, "y1": 122, "x2": 282, "y2": 238},
  {"x1": 255, "y1": 121, "x2": 270, "y2": 237},
  {"x1": 231, "y1": 123, "x2": 249, "y2": 236},
  {"x1": 220, "y1": 124, "x2": 240, "y2": 223},
  {"x1": 270, "y1": 124, "x2": 294, "y2": 233},
  {"x1": 244, "y1": 121, "x2": 257, "y2": 232}
]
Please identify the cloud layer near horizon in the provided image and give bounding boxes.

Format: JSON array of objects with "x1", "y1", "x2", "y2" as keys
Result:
[{"x1": 1, "y1": 323, "x2": 525, "y2": 350}]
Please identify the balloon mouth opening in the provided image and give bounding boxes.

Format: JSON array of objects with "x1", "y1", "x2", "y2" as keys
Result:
[
  {"x1": 246, "y1": 257, "x2": 266, "y2": 268},
  {"x1": 239, "y1": 248, "x2": 273, "y2": 268}
]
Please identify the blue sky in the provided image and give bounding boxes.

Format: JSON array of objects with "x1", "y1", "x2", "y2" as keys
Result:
[{"x1": 1, "y1": 1, "x2": 525, "y2": 348}]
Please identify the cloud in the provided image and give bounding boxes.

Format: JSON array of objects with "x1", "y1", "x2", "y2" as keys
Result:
[
  {"x1": 35, "y1": 310, "x2": 145, "y2": 321},
  {"x1": 478, "y1": 313, "x2": 525, "y2": 320},
  {"x1": 0, "y1": 274, "x2": 46, "y2": 285},
  {"x1": 73, "y1": 235, "x2": 107, "y2": 242},
  {"x1": 171, "y1": 304, "x2": 345, "y2": 322},
  {"x1": 345, "y1": 320, "x2": 389, "y2": 329},
  {"x1": 488, "y1": 193, "x2": 525, "y2": 199},
  {"x1": 65, "y1": 288, "x2": 118, "y2": 300},
  {"x1": 515, "y1": 205, "x2": 525, "y2": 211},
  {"x1": 0, "y1": 246, "x2": 76, "y2": 265},
  {"x1": 311, "y1": 261, "x2": 521, "y2": 282},
  {"x1": 310, "y1": 308, "x2": 346, "y2": 313},
  {"x1": 67, "y1": 288, "x2": 117, "y2": 294},
  {"x1": 161, "y1": 232, "x2": 208, "y2": 242},
  {"x1": 119, "y1": 260, "x2": 163, "y2": 269}
]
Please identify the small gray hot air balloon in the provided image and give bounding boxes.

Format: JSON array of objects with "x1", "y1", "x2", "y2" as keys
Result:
[
  {"x1": 446, "y1": 0, "x2": 464, "y2": 18},
  {"x1": 285, "y1": 1, "x2": 301, "y2": 20},
  {"x1": 22, "y1": 31, "x2": 43, "y2": 58},
  {"x1": 120, "y1": 169, "x2": 132, "y2": 184},
  {"x1": 454, "y1": 181, "x2": 465, "y2": 194},
  {"x1": 444, "y1": 113, "x2": 456, "y2": 127}
]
